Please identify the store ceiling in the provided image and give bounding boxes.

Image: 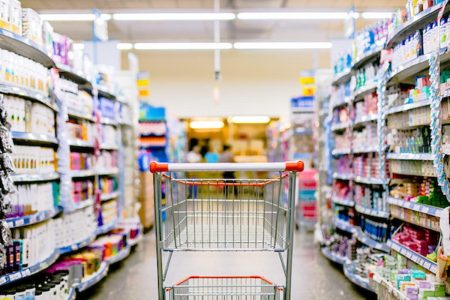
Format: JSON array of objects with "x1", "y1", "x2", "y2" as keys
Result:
[{"x1": 22, "y1": 0, "x2": 407, "y2": 42}]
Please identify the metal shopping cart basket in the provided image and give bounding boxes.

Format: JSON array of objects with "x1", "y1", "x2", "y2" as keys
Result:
[{"x1": 150, "y1": 161, "x2": 304, "y2": 300}]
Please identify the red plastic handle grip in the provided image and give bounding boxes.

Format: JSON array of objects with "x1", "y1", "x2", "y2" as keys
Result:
[
  {"x1": 150, "y1": 161, "x2": 169, "y2": 173},
  {"x1": 285, "y1": 161, "x2": 304, "y2": 172}
]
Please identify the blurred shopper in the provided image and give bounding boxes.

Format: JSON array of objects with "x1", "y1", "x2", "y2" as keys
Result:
[
  {"x1": 220, "y1": 145, "x2": 235, "y2": 180},
  {"x1": 187, "y1": 144, "x2": 202, "y2": 163}
]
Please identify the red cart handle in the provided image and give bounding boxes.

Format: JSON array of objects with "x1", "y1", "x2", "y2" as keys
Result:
[{"x1": 150, "y1": 161, "x2": 304, "y2": 173}]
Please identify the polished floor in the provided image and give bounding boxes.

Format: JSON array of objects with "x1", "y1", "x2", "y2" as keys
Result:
[{"x1": 82, "y1": 229, "x2": 374, "y2": 299}]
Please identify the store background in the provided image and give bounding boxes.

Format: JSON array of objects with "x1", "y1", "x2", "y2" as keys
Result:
[{"x1": 3, "y1": 0, "x2": 450, "y2": 299}]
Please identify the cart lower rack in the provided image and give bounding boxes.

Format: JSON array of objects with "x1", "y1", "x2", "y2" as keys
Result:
[{"x1": 151, "y1": 161, "x2": 303, "y2": 300}]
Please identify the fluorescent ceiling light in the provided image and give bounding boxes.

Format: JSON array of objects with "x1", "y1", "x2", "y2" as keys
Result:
[
  {"x1": 190, "y1": 120, "x2": 224, "y2": 129},
  {"x1": 41, "y1": 13, "x2": 111, "y2": 21},
  {"x1": 229, "y1": 116, "x2": 271, "y2": 124},
  {"x1": 113, "y1": 12, "x2": 235, "y2": 21},
  {"x1": 237, "y1": 12, "x2": 349, "y2": 20},
  {"x1": 361, "y1": 12, "x2": 393, "y2": 19},
  {"x1": 117, "y1": 43, "x2": 133, "y2": 50},
  {"x1": 233, "y1": 42, "x2": 332, "y2": 49},
  {"x1": 134, "y1": 42, "x2": 232, "y2": 50}
]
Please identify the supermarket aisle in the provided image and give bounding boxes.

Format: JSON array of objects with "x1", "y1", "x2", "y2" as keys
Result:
[{"x1": 83, "y1": 230, "x2": 373, "y2": 299}]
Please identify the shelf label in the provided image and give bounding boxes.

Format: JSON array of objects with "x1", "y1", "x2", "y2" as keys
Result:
[
  {"x1": 21, "y1": 269, "x2": 31, "y2": 276},
  {"x1": 421, "y1": 206, "x2": 430, "y2": 214},
  {"x1": 424, "y1": 261, "x2": 431, "y2": 270},
  {"x1": 0, "y1": 277, "x2": 7, "y2": 285},
  {"x1": 413, "y1": 204, "x2": 420, "y2": 211},
  {"x1": 15, "y1": 219, "x2": 24, "y2": 226},
  {"x1": 9, "y1": 272, "x2": 21, "y2": 281}
]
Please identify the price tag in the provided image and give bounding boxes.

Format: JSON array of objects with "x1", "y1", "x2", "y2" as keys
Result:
[
  {"x1": 406, "y1": 252, "x2": 413, "y2": 259},
  {"x1": 0, "y1": 277, "x2": 7, "y2": 285},
  {"x1": 376, "y1": 243, "x2": 382, "y2": 249},
  {"x1": 9, "y1": 272, "x2": 21, "y2": 281},
  {"x1": 413, "y1": 204, "x2": 420, "y2": 211},
  {"x1": 412, "y1": 255, "x2": 419, "y2": 263},
  {"x1": 72, "y1": 244, "x2": 78, "y2": 251},
  {"x1": 400, "y1": 248, "x2": 407, "y2": 255},
  {"x1": 421, "y1": 206, "x2": 430, "y2": 214},
  {"x1": 424, "y1": 262, "x2": 431, "y2": 270},
  {"x1": 21, "y1": 269, "x2": 31, "y2": 277},
  {"x1": 15, "y1": 218, "x2": 24, "y2": 226}
]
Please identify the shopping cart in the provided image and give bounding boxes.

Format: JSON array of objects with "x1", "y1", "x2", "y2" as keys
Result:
[{"x1": 150, "y1": 161, "x2": 304, "y2": 300}]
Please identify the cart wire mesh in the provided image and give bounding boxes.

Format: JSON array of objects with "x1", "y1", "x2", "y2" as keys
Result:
[
  {"x1": 160, "y1": 174, "x2": 290, "y2": 252},
  {"x1": 167, "y1": 276, "x2": 283, "y2": 300}
]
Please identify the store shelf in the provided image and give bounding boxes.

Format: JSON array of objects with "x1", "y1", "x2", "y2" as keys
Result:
[
  {"x1": 101, "y1": 117, "x2": 118, "y2": 126},
  {"x1": 129, "y1": 234, "x2": 143, "y2": 247},
  {"x1": 335, "y1": 219, "x2": 357, "y2": 233},
  {"x1": 100, "y1": 143, "x2": 119, "y2": 150},
  {"x1": 331, "y1": 96, "x2": 352, "y2": 109},
  {"x1": 56, "y1": 63, "x2": 92, "y2": 87},
  {"x1": 332, "y1": 148, "x2": 351, "y2": 156},
  {"x1": 0, "y1": 84, "x2": 56, "y2": 111},
  {"x1": 77, "y1": 262, "x2": 109, "y2": 292},
  {"x1": 387, "y1": 152, "x2": 433, "y2": 160},
  {"x1": 386, "y1": 4, "x2": 446, "y2": 48},
  {"x1": 6, "y1": 206, "x2": 62, "y2": 228},
  {"x1": 59, "y1": 232, "x2": 96, "y2": 255},
  {"x1": 387, "y1": 240, "x2": 438, "y2": 274},
  {"x1": 11, "y1": 131, "x2": 58, "y2": 146},
  {"x1": 96, "y1": 86, "x2": 117, "y2": 100},
  {"x1": 0, "y1": 28, "x2": 55, "y2": 68},
  {"x1": 387, "y1": 197, "x2": 442, "y2": 217},
  {"x1": 353, "y1": 82, "x2": 377, "y2": 100},
  {"x1": 343, "y1": 262, "x2": 374, "y2": 292},
  {"x1": 97, "y1": 168, "x2": 119, "y2": 176},
  {"x1": 0, "y1": 249, "x2": 59, "y2": 287},
  {"x1": 373, "y1": 274, "x2": 409, "y2": 300},
  {"x1": 96, "y1": 219, "x2": 119, "y2": 236},
  {"x1": 65, "y1": 198, "x2": 95, "y2": 213},
  {"x1": 333, "y1": 172, "x2": 353, "y2": 180},
  {"x1": 321, "y1": 247, "x2": 347, "y2": 265},
  {"x1": 356, "y1": 229, "x2": 390, "y2": 253},
  {"x1": 352, "y1": 145, "x2": 378, "y2": 154},
  {"x1": 353, "y1": 114, "x2": 377, "y2": 126},
  {"x1": 68, "y1": 139, "x2": 95, "y2": 148},
  {"x1": 106, "y1": 246, "x2": 131, "y2": 265},
  {"x1": 355, "y1": 204, "x2": 389, "y2": 219},
  {"x1": 387, "y1": 100, "x2": 431, "y2": 115},
  {"x1": 332, "y1": 196, "x2": 354, "y2": 207},
  {"x1": 353, "y1": 176, "x2": 384, "y2": 185},
  {"x1": 11, "y1": 172, "x2": 60, "y2": 183},
  {"x1": 70, "y1": 169, "x2": 96, "y2": 178},
  {"x1": 68, "y1": 111, "x2": 95, "y2": 122},
  {"x1": 101, "y1": 191, "x2": 120, "y2": 202},
  {"x1": 331, "y1": 122, "x2": 351, "y2": 132},
  {"x1": 352, "y1": 47, "x2": 383, "y2": 70},
  {"x1": 389, "y1": 50, "x2": 450, "y2": 84},
  {"x1": 291, "y1": 107, "x2": 315, "y2": 113},
  {"x1": 332, "y1": 69, "x2": 352, "y2": 86}
]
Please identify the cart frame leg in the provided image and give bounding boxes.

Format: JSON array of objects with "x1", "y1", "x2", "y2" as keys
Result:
[
  {"x1": 153, "y1": 173, "x2": 165, "y2": 300},
  {"x1": 285, "y1": 172, "x2": 297, "y2": 300}
]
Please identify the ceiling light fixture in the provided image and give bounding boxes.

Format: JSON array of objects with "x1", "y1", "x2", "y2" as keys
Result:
[
  {"x1": 134, "y1": 42, "x2": 232, "y2": 50},
  {"x1": 117, "y1": 43, "x2": 133, "y2": 50},
  {"x1": 40, "y1": 13, "x2": 111, "y2": 21},
  {"x1": 237, "y1": 12, "x2": 349, "y2": 20},
  {"x1": 113, "y1": 12, "x2": 235, "y2": 21},
  {"x1": 190, "y1": 120, "x2": 225, "y2": 129},
  {"x1": 233, "y1": 42, "x2": 332, "y2": 49},
  {"x1": 361, "y1": 12, "x2": 393, "y2": 19},
  {"x1": 229, "y1": 116, "x2": 271, "y2": 124}
]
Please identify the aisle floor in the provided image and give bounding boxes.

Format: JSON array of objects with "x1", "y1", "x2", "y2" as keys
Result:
[{"x1": 83, "y1": 229, "x2": 374, "y2": 299}]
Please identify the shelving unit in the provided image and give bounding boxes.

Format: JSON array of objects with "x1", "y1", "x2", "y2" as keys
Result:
[
  {"x1": 320, "y1": 2, "x2": 450, "y2": 297},
  {"x1": 0, "y1": 7, "x2": 142, "y2": 297}
]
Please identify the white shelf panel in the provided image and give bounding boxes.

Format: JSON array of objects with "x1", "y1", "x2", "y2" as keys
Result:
[
  {"x1": 355, "y1": 204, "x2": 389, "y2": 219},
  {"x1": 387, "y1": 153, "x2": 433, "y2": 160},
  {"x1": 387, "y1": 197, "x2": 442, "y2": 217}
]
